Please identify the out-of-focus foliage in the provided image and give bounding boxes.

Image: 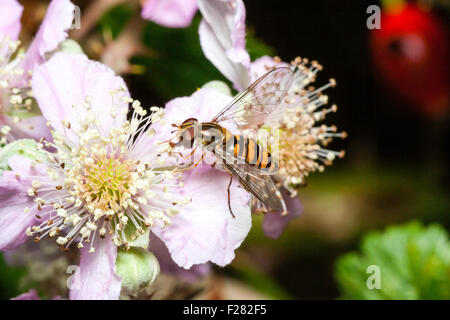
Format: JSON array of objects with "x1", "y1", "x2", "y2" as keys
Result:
[
  {"x1": 138, "y1": 16, "x2": 225, "y2": 100},
  {"x1": 0, "y1": 255, "x2": 26, "y2": 300},
  {"x1": 226, "y1": 263, "x2": 291, "y2": 299},
  {"x1": 335, "y1": 221, "x2": 450, "y2": 299},
  {"x1": 98, "y1": 3, "x2": 133, "y2": 40},
  {"x1": 139, "y1": 19, "x2": 276, "y2": 100},
  {"x1": 97, "y1": 3, "x2": 276, "y2": 101}
]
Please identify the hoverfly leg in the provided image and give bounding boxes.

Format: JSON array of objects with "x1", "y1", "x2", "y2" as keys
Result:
[
  {"x1": 193, "y1": 152, "x2": 206, "y2": 169},
  {"x1": 178, "y1": 152, "x2": 206, "y2": 172},
  {"x1": 183, "y1": 147, "x2": 197, "y2": 159},
  {"x1": 227, "y1": 174, "x2": 236, "y2": 218}
]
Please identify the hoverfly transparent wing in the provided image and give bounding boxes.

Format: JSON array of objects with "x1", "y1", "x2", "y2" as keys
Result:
[
  {"x1": 212, "y1": 67, "x2": 295, "y2": 126},
  {"x1": 215, "y1": 146, "x2": 285, "y2": 212},
  {"x1": 224, "y1": 162, "x2": 285, "y2": 212}
]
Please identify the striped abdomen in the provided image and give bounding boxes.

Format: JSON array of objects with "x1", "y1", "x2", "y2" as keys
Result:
[{"x1": 220, "y1": 127, "x2": 278, "y2": 174}]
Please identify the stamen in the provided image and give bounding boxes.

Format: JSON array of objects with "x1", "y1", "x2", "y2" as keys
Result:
[
  {"x1": 25, "y1": 91, "x2": 185, "y2": 250},
  {"x1": 242, "y1": 56, "x2": 346, "y2": 196},
  {"x1": 0, "y1": 35, "x2": 34, "y2": 144}
]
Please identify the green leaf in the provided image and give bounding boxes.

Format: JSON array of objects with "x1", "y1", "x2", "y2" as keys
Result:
[
  {"x1": 98, "y1": 3, "x2": 133, "y2": 40},
  {"x1": 0, "y1": 254, "x2": 27, "y2": 299},
  {"x1": 137, "y1": 16, "x2": 225, "y2": 101},
  {"x1": 335, "y1": 221, "x2": 450, "y2": 299},
  {"x1": 134, "y1": 17, "x2": 275, "y2": 102}
]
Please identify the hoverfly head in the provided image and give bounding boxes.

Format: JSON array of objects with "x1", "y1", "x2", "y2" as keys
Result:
[{"x1": 175, "y1": 118, "x2": 198, "y2": 148}]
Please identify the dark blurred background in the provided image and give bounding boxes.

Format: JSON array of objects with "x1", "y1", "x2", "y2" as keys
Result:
[
  {"x1": 240, "y1": 0, "x2": 450, "y2": 299},
  {"x1": 241, "y1": 0, "x2": 450, "y2": 299}
]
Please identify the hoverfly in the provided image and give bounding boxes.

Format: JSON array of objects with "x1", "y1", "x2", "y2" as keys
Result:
[{"x1": 171, "y1": 67, "x2": 296, "y2": 217}]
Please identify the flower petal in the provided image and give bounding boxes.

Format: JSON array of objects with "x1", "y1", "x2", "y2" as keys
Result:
[
  {"x1": 11, "y1": 289, "x2": 40, "y2": 300},
  {"x1": 150, "y1": 233, "x2": 210, "y2": 282},
  {"x1": 32, "y1": 52, "x2": 129, "y2": 145},
  {"x1": 0, "y1": 0, "x2": 23, "y2": 40},
  {"x1": 198, "y1": 0, "x2": 250, "y2": 90},
  {"x1": 141, "y1": 0, "x2": 198, "y2": 28},
  {"x1": 153, "y1": 165, "x2": 251, "y2": 269},
  {"x1": 262, "y1": 190, "x2": 303, "y2": 239},
  {"x1": 19, "y1": 0, "x2": 75, "y2": 79},
  {"x1": 69, "y1": 233, "x2": 122, "y2": 300},
  {"x1": 0, "y1": 156, "x2": 47, "y2": 251},
  {"x1": 4, "y1": 115, "x2": 52, "y2": 142},
  {"x1": 249, "y1": 56, "x2": 282, "y2": 82}
]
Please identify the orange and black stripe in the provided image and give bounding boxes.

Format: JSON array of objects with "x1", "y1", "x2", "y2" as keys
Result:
[
  {"x1": 256, "y1": 146, "x2": 278, "y2": 174},
  {"x1": 221, "y1": 127, "x2": 278, "y2": 174}
]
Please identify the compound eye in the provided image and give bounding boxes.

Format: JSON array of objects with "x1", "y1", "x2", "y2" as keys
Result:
[
  {"x1": 186, "y1": 126, "x2": 195, "y2": 140},
  {"x1": 177, "y1": 127, "x2": 195, "y2": 148}
]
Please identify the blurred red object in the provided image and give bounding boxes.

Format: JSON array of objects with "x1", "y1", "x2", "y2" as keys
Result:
[{"x1": 370, "y1": 2, "x2": 449, "y2": 117}]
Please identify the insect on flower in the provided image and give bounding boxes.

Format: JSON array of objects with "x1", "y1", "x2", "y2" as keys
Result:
[{"x1": 170, "y1": 67, "x2": 296, "y2": 217}]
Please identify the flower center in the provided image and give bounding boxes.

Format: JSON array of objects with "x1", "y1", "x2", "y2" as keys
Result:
[
  {"x1": 77, "y1": 155, "x2": 134, "y2": 213},
  {"x1": 25, "y1": 92, "x2": 187, "y2": 251}
]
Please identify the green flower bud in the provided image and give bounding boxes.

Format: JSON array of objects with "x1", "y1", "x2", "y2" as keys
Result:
[
  {"x1": 0, "y1": 139, "x2": 45, "y2": 173},
  {"x1": 116, "y1": 248, "x2": 160, "y2": 294},
  {"x1": 42, "y1": 40, "x2": 84, "y2": 65},
  {"x1": 202, "y1": 80, "x2": 232, "y2": 96},
  {"x1": 56, "y1": 39, "x2": 84, "y2": 55}
]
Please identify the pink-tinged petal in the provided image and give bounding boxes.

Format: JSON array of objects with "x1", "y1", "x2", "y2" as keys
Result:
[
  {"x1": 198, "y1": 0, "x2": 250, "y2": 90},
  {"x1": 249, "y1": 56, "x2": 279, "y2": 82},
  {"x1": 3, "y1": 115, "x2": 52, "y2": 142},
  {"x1": 0, "y1": 178, "x2": 34, "y2": 251},
  {"x1": 141, "y1": 0, "x2": 198, "y2": 28},
  {"x1": 19, "y1": 0, "x2": 75, "y2": 81},
  {"x1": 153, "y1": 165, "x2": 251, "y2": 269},
  {"x1": 32, "y1": 52, "x2": 129, "y2": 145},
  {"x1": 262, "y1": 190, "x2": 303, "y2": 239},
  {"x1": 69, "y1": 234, "x2": 122, "y2": 300},
  {"x1": 150, "y1": 233, "x2": 210, "y2": 282},
  {"x1": 0, "y1": 0, "x2": 23, "y2": 40},
  {"x1": 11, "y1": 289, "x2": 40, "y2": 300},
  {"x1": 0, "y1": 156, "x2": 47, "y2": 251}
]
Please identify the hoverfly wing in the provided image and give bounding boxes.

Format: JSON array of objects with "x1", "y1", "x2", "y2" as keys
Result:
[
  {"x1": 215, "y1": 146, "x2": 285, "y2": 212},
  {"x1": 223, "y1": 162, "x2": 285, "y2": 212},
  {"x1": 212, "y1": 67, "x2": 295, "y2": 126}
]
